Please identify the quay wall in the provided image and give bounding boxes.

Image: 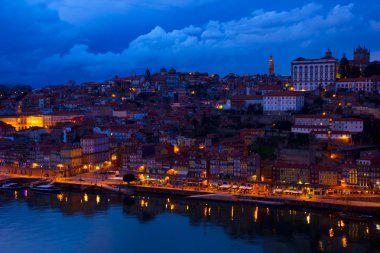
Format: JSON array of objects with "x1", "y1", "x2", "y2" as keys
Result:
[
  {"x1": 4, "y1": 177, "x2": 380, "y2": 215},
  {"x1": 128, "y1": 185, "x2": 380, "y2": 215}
]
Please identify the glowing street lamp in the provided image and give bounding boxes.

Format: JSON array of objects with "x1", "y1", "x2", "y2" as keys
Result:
[
  {"x1": 138, "y1": 165, "x2": 145, "y2": 172},
  {"x1": 173, "y1": 145, "x2": 180, "y2": 154}
]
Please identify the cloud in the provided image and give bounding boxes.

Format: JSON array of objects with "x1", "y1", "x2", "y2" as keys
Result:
[
  {"x1": 2, "y1": 1, "x2": 378, "y2": 86},
  {"x1": 370, "y1": 20, "x2": 380, "y2": 32},
  {"x1": 27, "y1": 0, "x2": 216, "y2": 24},
  {"x1": 36, "y1": 3, "x2": 357, "y2": 81},
  {"x1": 128, "y1": 3, "x2": 355, "y2": 49}
]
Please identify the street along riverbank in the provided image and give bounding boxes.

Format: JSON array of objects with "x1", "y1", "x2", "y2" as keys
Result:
[
  {"x1": 125, "y1": 184, "x2": 380, "y2": 216},
  {"x1": 2, "y1": 175, "x2": 380, "y2": 216}
]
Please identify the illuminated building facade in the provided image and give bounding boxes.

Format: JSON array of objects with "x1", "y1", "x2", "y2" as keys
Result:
[
  {"x1": 0, "y1": 112, "x2": 84, "y2": 131},
  {"x1": 60, "y1": 145, "x2": 83, "y2": 176},
  {"x1": 0, "y1": 115, "x2": 43, "y2": 131},
  {"x1": 80, "y1": 134, "x2": 110, "y2": 168},
  {"x1": 291, "y1": 49, "x2": 338, "y2": 91}
]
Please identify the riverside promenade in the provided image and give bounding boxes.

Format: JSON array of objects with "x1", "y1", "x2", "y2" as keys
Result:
[
  {"x1": 124, "y1": 184, "x2": 380, "y2": 215},
  {"x1": 2, "y1": 173, "x2": 380, "y2": 215}
]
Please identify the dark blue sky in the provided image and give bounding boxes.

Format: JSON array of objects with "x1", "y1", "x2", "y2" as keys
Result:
[{"x1": 0, "y1": 0, "x2": 379, "y2": 86}]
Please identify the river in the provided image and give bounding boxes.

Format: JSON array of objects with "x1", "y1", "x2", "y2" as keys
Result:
[{"x1": 0, "y1": 190, "x2": 379, "y2": 253}]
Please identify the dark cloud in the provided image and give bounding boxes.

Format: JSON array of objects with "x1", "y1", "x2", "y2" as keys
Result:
[
  {"x1": 0, "y1": 0, "x2": 75, "y2": 84},
  {"x1": 0, "y1": 1, "x2": 379, "y2": 86},
  {"x1": 36, "y1": 3, "x2": 360, "y2": 80}
]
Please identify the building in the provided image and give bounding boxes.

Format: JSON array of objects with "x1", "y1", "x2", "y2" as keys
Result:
[
  {"x1": 253, "y1": 84, "x2": 282, "y2": 95},
  {"x1": 0, "y1": 115, "x2": 44, "y2": 131},
  {"x1": 341, "y1": 157, "x2": 380, "y2": 188},
  {"x1": 268, "y1": 55, "x2": 274, "y2": 76},
  {"x1": 350, "y1": 46, "x2": 370, "y2": 72},
  {"x1": 0, "y1": 121, "x2": 16, "y2": 136},
  {"x1": 0, "y1": 112, "x2": 84, "y2": 131},
  {"x1": 60, "y1": 144, "x2": 83, "y2": 176},
  {"x1": 310, "y1": 166, "x2": 338, "y2": 186},
  {"x1": 240, "y1": 128, "x2": 265, "y2": 145},
  {"x1": 291, "y1": 49, "x2": 338, "y2": 91},
  {"x1": 166, "y1": 73, "x2": 180, "y2": 88},
  {"x1": 80, "y1": 134, "x2": 110, "y2": 169},
  {"x1": 230, "y1": 95, "x2": 262, "y2": 110},
  {"x1": 292, "y1": 116, "x2": 363, "y2": 134},
  {"x1": 336, "y1": 76, "x2": 379, "y2": 93},
  {"x1": 272, "y1": 162, "x2": 310, "y2": 184},
  {"x1": 81, "y1": 134, "x2": 109, "y2": 154},
  {"x1": 352, "y1": 105, "x2": 380, "y2": 119},
  {"x1": 312, "y1": 131, "x2": 352, "y2": 143},
  {"x1": 332, "y1": 118, "x2": 363, "y2": 133},
  {"x1": 263, "y1": 91, "x2": 304, "y2": 115}
]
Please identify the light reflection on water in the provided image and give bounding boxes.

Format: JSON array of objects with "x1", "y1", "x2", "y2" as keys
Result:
[{"x1": 0, "y1": 190, "x2": 379, "y2": 253}]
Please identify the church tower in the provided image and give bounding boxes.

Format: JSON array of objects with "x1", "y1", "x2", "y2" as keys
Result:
[{"x1": 268, "y1": 55, "x2": 274, "y2": 76}]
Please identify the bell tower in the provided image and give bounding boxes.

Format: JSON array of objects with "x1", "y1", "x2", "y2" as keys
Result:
[{"x1": 268, "y1": 55, "x2": 274, "y2": 76}]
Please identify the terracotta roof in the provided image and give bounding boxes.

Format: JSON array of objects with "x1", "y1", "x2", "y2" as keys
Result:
[
  {"x1": 337, "y1": 77, "x2": 371, "y2": 82},
  {"x1": 333, "y1": 118, "x2": 362, "y2": 122},
  {"x1": 293, "y1": 125, "x2": 328, "y2": 129},
  {"x1": 81, "y1": 134, "x2": 108, "y2": 140},
  {"x1": 295, "y1": 115, "x2": 328, "y2": 119},
  {"x1": 292, "y1": 56, "x2": 337, "y2": 62},
  {"x1": 231, "y1": 95, "x2": 263, "y2": 101},
  {"x1": 321, "y1": 55, "x2": 335, "y2": 60},
  {"x1": 265, "y1": 91, "x2": 304, "y2": 97},
  {"x1": 312, "y1": 131, "x2": 350, "y2": 134}
]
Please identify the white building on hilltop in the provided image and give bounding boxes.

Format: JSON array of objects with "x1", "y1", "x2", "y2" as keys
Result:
[
  {"x1": 263, "y1": 91, "x2": 305, "y2": 115},
  {"x1": 336, "y1": 76, "x2": 380, "y2": 93},
  {"x1": 292, "y1": 115, "x2": 363, "y2": 134},
  {"x1": 291, "y1": 49, "x2": 338, "y2": 91}
]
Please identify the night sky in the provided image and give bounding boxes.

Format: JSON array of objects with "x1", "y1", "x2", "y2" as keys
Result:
[{"x1": 1, "y1": 0, "x2": 379, "y2": 86}]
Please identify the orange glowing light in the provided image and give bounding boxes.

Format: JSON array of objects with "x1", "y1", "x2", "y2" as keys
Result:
[{"x1": 173, "y1": 145, "x2": 180, "y2": 154}]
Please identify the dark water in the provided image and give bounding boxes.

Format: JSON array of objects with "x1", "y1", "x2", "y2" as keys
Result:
[{"x1": 0, "y1": 190, "x2": 380, "y2": 253}]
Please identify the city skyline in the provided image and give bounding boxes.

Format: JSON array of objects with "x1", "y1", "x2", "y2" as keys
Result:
[{"x1": 1, "y1": 0, "x2": 379, "y2": 86}]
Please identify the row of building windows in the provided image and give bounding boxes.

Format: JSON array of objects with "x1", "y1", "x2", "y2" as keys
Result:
[
  {"x1": 293, "y1": 65, "x2": 335, "y2": 71},
  {"x1": 266, "y1": 101, "x2": 297, "y2": 104},
  {"x1": 294, "y1": 72, "x2": 334, "y2": 79}
]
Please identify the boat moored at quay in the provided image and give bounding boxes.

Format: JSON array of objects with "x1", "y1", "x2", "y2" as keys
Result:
[{"x1": 30, "y1": 183, "x2": 61, "y2": 194}]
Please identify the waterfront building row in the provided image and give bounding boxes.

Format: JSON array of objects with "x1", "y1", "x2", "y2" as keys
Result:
[{"x1": 271, "y1": 157, "x2": 380, "y2": 189}]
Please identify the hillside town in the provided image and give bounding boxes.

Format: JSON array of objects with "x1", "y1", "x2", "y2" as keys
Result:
[{"x1": 0, "y1": 46, "x2": 380, "y2": 196}]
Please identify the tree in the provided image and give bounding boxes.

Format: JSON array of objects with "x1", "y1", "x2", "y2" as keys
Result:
[
  {"x1": 338, "y1": 55, "x2": 350, "y2": 78},
  {"x1": 247, "y1": 104, "x2": 263, "y2": 115},
  {"x1": 348, "y1": 66, "x2": 361, "y2": 78},
  {"x1": 123, "y1": 173, "x2": 136, "y2": 184},
  {"x1": 365, "y1": 62, "x2": 380, "y2": 77},
  {"x1": 144, "y1": 68, "x2": 151, "y2": 82},
  {"x1": 191, "y1": 118, "x2": 199, "y2": 129},
  {"x1": 273, "y1": 120, "x2": 292, "y2": 131}
]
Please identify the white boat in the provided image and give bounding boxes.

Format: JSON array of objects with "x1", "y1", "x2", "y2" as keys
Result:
[
  {"x1": 31, "y1": 184, "x2": 61, "y2": 194},
  {"x1": 0, "y1": 182, "x2": 22, "y2": 190}
]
